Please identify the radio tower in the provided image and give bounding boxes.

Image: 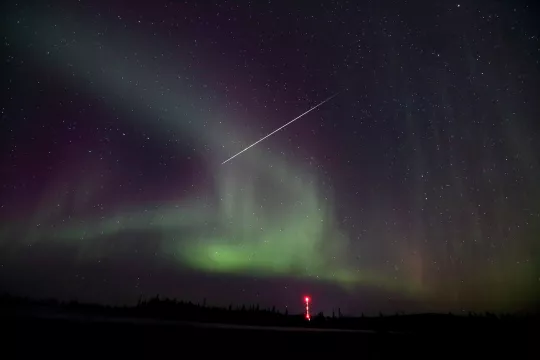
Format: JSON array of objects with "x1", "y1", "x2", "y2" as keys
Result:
[{"x1": 304, "y1": 296, "x2": 311, "y2": 321}]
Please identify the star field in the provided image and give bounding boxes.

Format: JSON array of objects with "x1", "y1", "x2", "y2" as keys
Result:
[{"x1": 0, "y1": 0, "x2": 539, "y2": 315}]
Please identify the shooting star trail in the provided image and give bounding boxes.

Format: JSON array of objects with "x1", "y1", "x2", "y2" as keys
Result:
[{"x1": 222, "y1": 93, "x2": 339, "y2": 164}]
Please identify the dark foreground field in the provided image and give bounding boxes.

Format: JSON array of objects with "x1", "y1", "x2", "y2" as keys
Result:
[{"x1": 3, "y1": 315, "x2": 536, "y2": 358}]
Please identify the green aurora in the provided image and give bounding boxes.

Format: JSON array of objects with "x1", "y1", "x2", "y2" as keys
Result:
[{"x1": 0, "y1": 10, "x2": 420, "y2": 296}]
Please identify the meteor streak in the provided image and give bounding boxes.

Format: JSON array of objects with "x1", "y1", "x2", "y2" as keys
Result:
[{"x1": 222, "y1": 93, "x2": 339, "y2": 164}]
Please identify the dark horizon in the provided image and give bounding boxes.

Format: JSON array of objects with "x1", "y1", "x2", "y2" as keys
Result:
[{"x1": 4, "y1": 293, "x2": 536, "y2": 358}]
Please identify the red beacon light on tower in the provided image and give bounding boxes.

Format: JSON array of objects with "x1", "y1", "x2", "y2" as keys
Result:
[{"x1": 304, "y1": 295, "x2": 311, "y2": 321}]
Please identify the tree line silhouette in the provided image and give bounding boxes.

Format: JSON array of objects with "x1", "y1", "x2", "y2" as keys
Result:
[{"x1": 0, "y1": 293, "x2": 535, "y2": 335}]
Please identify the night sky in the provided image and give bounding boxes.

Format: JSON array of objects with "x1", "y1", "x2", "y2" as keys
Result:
[{"x1": 1, "y1": 0, "x2": 539, "y2": 315}]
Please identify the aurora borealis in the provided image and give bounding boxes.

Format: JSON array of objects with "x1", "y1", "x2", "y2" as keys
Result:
[{"x1": 1, "y1": 0, "x2": 539, "y2": 315}]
